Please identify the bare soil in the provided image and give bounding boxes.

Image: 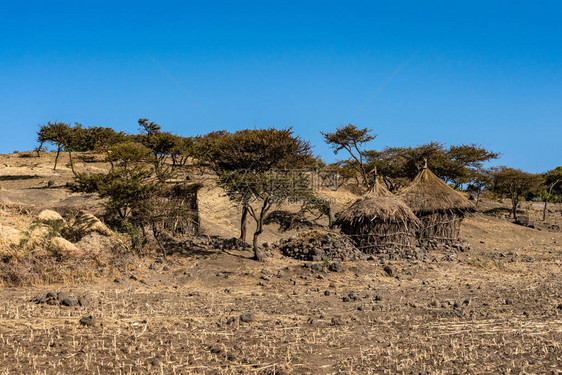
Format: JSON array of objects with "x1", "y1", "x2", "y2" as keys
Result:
[{"x1": 0, "y1": 152, "x2": 561, "y2": 374}]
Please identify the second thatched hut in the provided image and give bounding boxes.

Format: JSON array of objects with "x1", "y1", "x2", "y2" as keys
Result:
[
  {"x1": 336, "y1": 177, "x2": 420, "y2": 256},
  {"x1": 399, "y1": 163, "x2": 473, "y2": 244}
]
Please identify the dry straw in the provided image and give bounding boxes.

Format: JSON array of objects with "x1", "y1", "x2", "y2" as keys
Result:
[
  {"x1": 336, "y1": 176, "x2": 420, "y2": 254},
  {"x1": 399, "y1": 161, "x2": 474, "y2": 242}
]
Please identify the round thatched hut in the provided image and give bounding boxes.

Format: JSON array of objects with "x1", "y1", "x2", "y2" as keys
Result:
[
  {"x1": 399, "y1": 163, "x2": 473, "y2": 243},
  {"x1": 336, "y1": 177, "x2": 420, "y2": 255}
]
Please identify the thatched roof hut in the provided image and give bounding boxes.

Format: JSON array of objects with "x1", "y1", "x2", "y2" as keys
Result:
[
  {"x1": 336, "y1": 177, "x2": 420, "y2": 256},
  {"x1": 399, "y1": 163, "x2": 473, "y2": 243}
]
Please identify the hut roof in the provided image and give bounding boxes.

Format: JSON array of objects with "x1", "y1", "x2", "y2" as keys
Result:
[
  {"x1": 336, "y1": 178, "x2": 420, "y2": 225},
  {"x1": 399, "y1": 165, "x2": 474, "y2": 213}
]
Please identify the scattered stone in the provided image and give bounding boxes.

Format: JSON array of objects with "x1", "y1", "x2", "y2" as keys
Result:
[
  {"x1": 130, "y1": 274, "x2": 139, "y2": 281},
  {"x1": 60, "y1": 296, "x2": 78, "y2": 307},
  {"x1": 328, "y1": 262, "x2": 344, "y2": 273},
  {"x1": 276, "y1": 230, "x2": 365, "y2": 261},
  {"x1": 149, "y1": 357, "x2": 162, "y2": 366},
  {"x1": 324, "y1": 290, "x2": 331, "y2": 296},
  {"x1": 383, "y1": 265, "x2": 394, "y2": 277},
  {"x1": 505, "y1": 299, "x2": 513, "y2": 305},
  {"x1": 240, "y1": 312, "x2": 255, "y2": 323},
  {"x1": 79, "y1": 315, "x2": 96, "y2": 326}
]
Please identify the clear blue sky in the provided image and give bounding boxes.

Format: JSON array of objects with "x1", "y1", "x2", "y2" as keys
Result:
[{"x1": 1, "y1": 1, "x2": 560, "y2": 172}]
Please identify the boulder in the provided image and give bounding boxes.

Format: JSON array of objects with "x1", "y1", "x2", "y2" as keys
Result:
[
  {"x1": 37, "y1": 210, "x2": 65, "y2": 225},
  {"x1": 49, "y1": 237, "x2": 83, "y2": 257},
  {"x1": 67, "y1": 211, "x2": 112, "y2": 240},
  {"x1": 77, "y1": 232, "x2": 123, "y2": 261},
  {"x1": 0, "y1": 224, "x2": 24, "y2": 255}
]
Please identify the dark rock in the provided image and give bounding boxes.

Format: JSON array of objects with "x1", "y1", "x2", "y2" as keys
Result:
[
  {"x1": 61, "y1": 297, "x2": 78, "y2": 307},
  {"x1": 56, "y1": 292, "x2": 70, "y2": 301},
  {"x1": 505, "y1": 299, "x2": 513, "y2": 305},
  {"x1": 114, "y1": 278, "x2": 123, "y2": 284},
  {"x1": 149, "y1": 357, "x2": 162, "y2": 366},
  {"x1": 328, "y1": 262, "x2": 344, "y2": 273},
  {"x1": 79, "y1": 315, "x2": 96, "y2": 326},
  {"x1": 240, "y1": 312, "x2": 255, "y2": 323},
  {"x1": 310, "y1": 263, "x2": 324, "y2": 272},
  {"x1": 130, "y1": 274, "x2": 138, "y2": 281},
  {"x1": 324, "y1": 290, "x2": 331, "y2": 296},
  {"x1": 383, "y1": 265, "x2": 394, "y2": 277}
]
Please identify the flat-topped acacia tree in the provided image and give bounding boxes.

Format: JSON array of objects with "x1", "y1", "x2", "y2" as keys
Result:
[
  {"x1": 491, "y1": 167, "x2": 543, "y2": 222},
  {"x1": 198, "y1": 128, "x2": 316, "y2": 261}
]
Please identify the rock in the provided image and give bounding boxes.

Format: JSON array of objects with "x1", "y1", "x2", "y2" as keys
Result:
[
  {"x1": 60, "y1": 296, "x2": 78, "y2": 307},
  {"x1": 130, "y1": 274, "x2": 139, "y2": 281},
  {"x1": 310, "y1": 263, "x2": 324, "y2": 272},
  {"x1": 239, "y1": 312, "x2": 255, "y2": 323},
  {"x1": 324, "y1": 290, "x2": 331, "y2": 296},
  {"x1": 49, "y1": 237, "x2": 83, "y2": 257},
  {"x1": 328, "y1": 262, "x2": 344, "y2": 273},
  {"x1": 505, "y1": 299, "x2": 513, "y2": 305},
  {"x1": 79, "y1": 315, "x2": 97, "y2": 326},
  {"x1": 27, "y1": 224, "x2": 50, "y2": 248},
  {"x1": 76, "y1": 232, "x2": 123, "y2": 260},
  {"x1": 149, "y1": 357, "x2": 162, "y2": 366},
  {"x1": 37, "y1": 210, "x2": 65, "y2": 225},
  {"x1": 67, "y1": 211, "x2": 112, "y2": 240},
  {"x1": 0, "y1": 224, "x2": 24, "y2": 254},
  {"x1": 383, "y1": 265, "x2": 394, "y2": 277},
  {"x1": 114, "y1": 278, "x2": 123, "y2": 283}
]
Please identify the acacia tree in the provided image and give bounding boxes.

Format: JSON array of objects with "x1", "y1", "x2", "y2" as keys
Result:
[
  {"x1": 321, "y1": 124, "x2": 376, "y2": 187},
  {"x1": 363, "y1": 142, "x2": 499, "y2": 192},
  {"x1": 466, "y1": 168, "x2": 493, "y2": 206},
  {"x1": 37, "y1": 122, "x2": 72, "y2": 170},
  {"x1": 541, "y1": 166, "x2": 562, "y2": 220},
  {"x1": 199, "y1": 128, "x2": 315, "y2": 259},
  {"x1": 491, "y1": 167, "x2": 543, "y2": 222}
]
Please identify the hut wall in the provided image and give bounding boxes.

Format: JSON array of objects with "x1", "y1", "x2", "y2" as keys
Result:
[
  {"x1": 416, "y1": 211, "x2": 464, "y2": 243},
  {"x1": 340, "y1": 220, "x2": 418, "y2": 256}
]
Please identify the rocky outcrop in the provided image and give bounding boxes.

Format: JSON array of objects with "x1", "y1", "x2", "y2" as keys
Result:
[
  {"x1": 0, "y1": 224, "x2": 24, "y2": 255},
  {"x1": 37, "y1": 210, "x2": 65, "y2": 225},
  {"x1": 49, "y1": 237, "x2": 83, "y2": 257},
  {"x1": 65, "y1": 211, "x2": 112, "y2": 241}
]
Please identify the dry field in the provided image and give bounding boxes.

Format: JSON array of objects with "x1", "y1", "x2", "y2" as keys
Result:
[{"x1": 0, "y1": 152, "x2": 561, "y2": 374}]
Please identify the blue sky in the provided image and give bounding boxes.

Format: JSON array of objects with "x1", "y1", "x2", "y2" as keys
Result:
[{"x1": 1, "y1": 1, "x2": 560, "y2": 172}]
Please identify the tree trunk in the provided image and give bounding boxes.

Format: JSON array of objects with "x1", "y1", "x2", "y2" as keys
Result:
[
  {"x1": 36, "y1": 142, "x2": 44, "y2": 157},
  {"x1": 512, "y1": 196, "x2": 518, "y2": 222},
  {"x1": 251, "y1": 199, "x2": 270, "y2": 261},
  {"x1": 252, "y1": 230, "x2": 264, "y2": 261},
  {"x1": 53, "y1": 145, "x2": 61, "y2": 170},
  {"x1": 327, "y1": 205, "x2": 334, "y2": 229},
  {"x1": 240, "y1": 204, "x2": 248, "y2": 242},
  {"x1": 475, "y1": 191, "x2": 481, "y2": 207},
  {"x1": 68, "y1": 151, "x2": 76, "y2": 175}
]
